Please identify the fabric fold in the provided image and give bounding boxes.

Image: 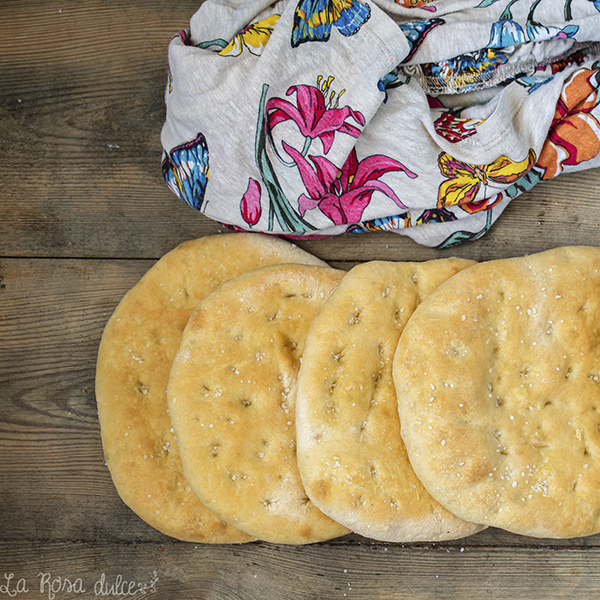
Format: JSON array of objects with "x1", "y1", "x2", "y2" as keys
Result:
[{"x1": 162, "y1": 0, "x2": 600, "y2": 247}]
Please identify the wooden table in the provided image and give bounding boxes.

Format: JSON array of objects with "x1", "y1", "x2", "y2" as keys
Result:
[{"x1": 2, "y1": 1, "x2": 600, "y2": 598}]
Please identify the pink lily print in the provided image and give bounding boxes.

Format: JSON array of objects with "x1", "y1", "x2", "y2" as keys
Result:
[
  {"x1": 240, "y1": 178, "x2": 262, "y2": 226},
  {"x1": 283, "y1": 142, "x2": 417, "y2": 225},
  {"x1": 266, "y1": 76, "x2": 365, "y2": 155}
]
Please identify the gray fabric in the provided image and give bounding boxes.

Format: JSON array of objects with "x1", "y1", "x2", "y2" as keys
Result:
[{"x1": 162, "y1": 0, "x2": 600, "y2": 247}]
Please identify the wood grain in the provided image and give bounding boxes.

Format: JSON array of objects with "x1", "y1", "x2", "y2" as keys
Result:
[
  {"x1": 0, "y1": 0, "x2": 220, "y2": 260},
  {"x1": 4, "y1": 257, "x2": 600, "y2": 593},
  {"x1": 3, "y1": 0, "x2": 600, "y2": 597},
  {"x1": 2, "y1": 1, "x2": 600, "y2": 261},
  {"x1": 1, "y1": 539, "x2": 600, "y2": 600},
  {"x1": 1, "y1": 257, "x2": 600, "y2": 545}
]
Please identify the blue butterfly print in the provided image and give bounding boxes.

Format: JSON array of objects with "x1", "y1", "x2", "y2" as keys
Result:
[
  {"x1": 353, "y1": 213, "x2": 411, "y2": 233},
  {"x1": 377, "y1": 67, "x2": 411, "y2": 102},
  {"x1": 162, "y1": 132, "x2": 210, "y2": 211},
  {"x1": 399, "y1": 18, "x2": 444, "y2": 63},
  {"x1": 291, "y1": 0, "x2": 371, "y2": 48}
]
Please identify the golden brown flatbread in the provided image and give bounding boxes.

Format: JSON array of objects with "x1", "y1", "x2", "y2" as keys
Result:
[
  {"x1": 96, "y1": 233, "x2": 328, "y2": 542},
  {"x1": 296, "y1": 259, "x2": 484, "y2": 541},
  {"x1": 394, "y1": 246, "x2": 600, "y2": 538},
  {"x1": 167, "y1": 264, "x2": 350, "y2": 544}
]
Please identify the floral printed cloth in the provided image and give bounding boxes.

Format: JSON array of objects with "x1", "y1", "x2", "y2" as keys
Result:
[{"x1": 161, "y1": 0, "x2": 600, "y2": 247}]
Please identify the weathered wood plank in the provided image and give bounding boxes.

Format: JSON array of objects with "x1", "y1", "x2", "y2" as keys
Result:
[
  {"x1": 2, "y1": 256, "x2": 600, "y2": 552},
  {"x1": 3, "y1": 0, "x2": 600, "y2": 595},
  {"x1": 1, "y1": 539, "x2": 600, "y2": 600},
  {"x1": 0, "y1": 257, "x2": 170, "y2": 542},
  {"x1": 2, "y1": 1, "x2": 600, "y2": 261},
  {"x1": 0, "y1": 0, "x2": 220, "y2": 260}
]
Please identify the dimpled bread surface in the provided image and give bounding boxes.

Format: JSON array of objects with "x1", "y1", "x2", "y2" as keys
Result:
[
  {"x1": 296, "y1": 259, "x2": 485, "y2": 542},
  {"x1": 394, "y1": 246, "x2": 600, "y2": 538},
  {"x1": 95, "y1": 233, "x2": 328, "y2": 543},
  {"x1": 167, "y1": 264, "x2": 350, "y2": 544}
]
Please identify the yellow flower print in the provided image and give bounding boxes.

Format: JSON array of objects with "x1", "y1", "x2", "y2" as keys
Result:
[
  {"x1": 219, "y1": 14, "x2": 280, "y2": 57},
  {"x1": 437, "y1": 149, "x2": 536, "y2": 211}
]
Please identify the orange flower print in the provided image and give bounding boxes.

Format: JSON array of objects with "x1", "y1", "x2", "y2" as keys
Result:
[
  {"x1": 437, "y1": 150, "x2": 536, "y2": 212},
  {"x1": 537, "y1": 67, "x2": 600, "y2": 180},
  {"x1": 456, "y1": 192, "x2": 503, "y2": 215},
  {"x1": 398, "y1": 0, "x2": 437, "y2": 9}
]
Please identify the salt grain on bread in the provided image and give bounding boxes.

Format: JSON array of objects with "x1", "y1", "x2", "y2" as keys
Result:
[
  {"x1": 296, "y1": 259, "x2": 484, "y2": 541},
  {"x1": 167, "y1": 264, "x2": 350, "y2": 544},
  {"x1": 95, "y1": 233, "x2": 328, "y2": 543},
  {"x1": 394, "y1": 246, "x2": 600, "y2": 538}
]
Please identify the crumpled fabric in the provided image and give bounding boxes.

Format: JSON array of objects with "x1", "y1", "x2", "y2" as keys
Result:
[{"x1": 161, "y1": 0, "x2": 600, "y2": 247}]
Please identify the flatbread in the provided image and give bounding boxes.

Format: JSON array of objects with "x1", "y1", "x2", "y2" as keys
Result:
[
  {"x1": 167, "y1": 264, "x2": 349, "y2": 544},
  {"x1": 296, "y1": 259, "x2": 484, "y2": 542},
  {"x1": 96, "y1": 233, "x2": 328, "y2": 542},
  {"x1": 394, "y1": 246, "x2": 600, "y2": 538}
]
